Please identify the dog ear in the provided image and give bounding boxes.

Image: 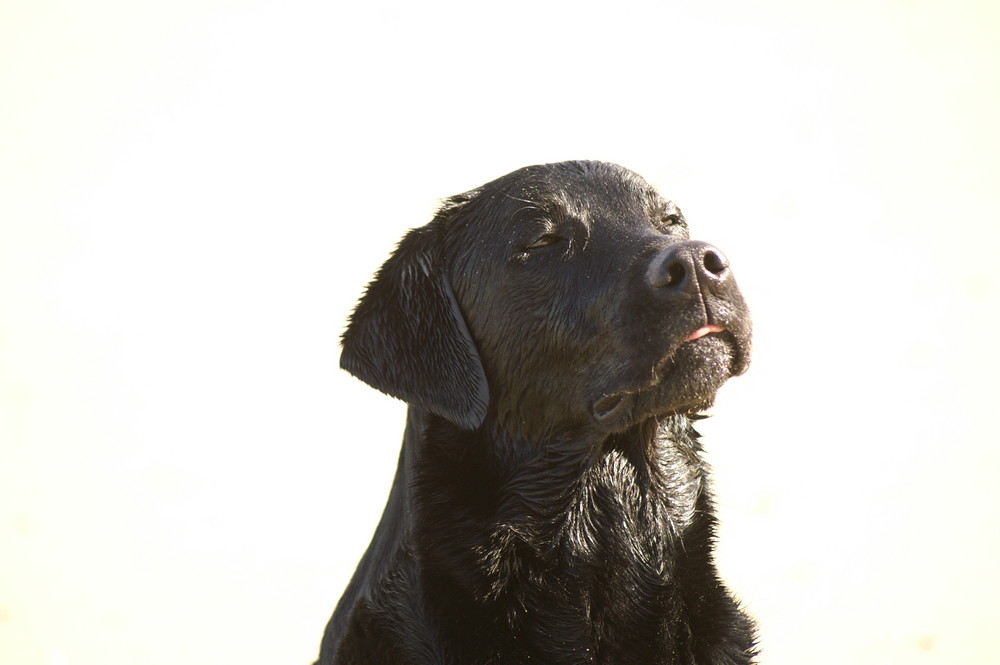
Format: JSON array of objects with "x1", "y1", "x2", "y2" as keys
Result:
[{"x1": 340, "y1": 223, "x2": 489, "y2": 430}]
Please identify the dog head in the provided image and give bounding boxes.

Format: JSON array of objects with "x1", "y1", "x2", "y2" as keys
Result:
[{"x1": 341, "y1": 161, "x2": 751, "y2": 436}]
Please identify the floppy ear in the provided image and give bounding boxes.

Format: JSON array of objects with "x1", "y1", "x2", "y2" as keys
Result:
[{"x1": 340, "y1": 224, "x2": 489, "y2": 430}]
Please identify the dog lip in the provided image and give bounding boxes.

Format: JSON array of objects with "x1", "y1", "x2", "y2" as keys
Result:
[
  {"x1": 592, "y1": 393, "x2": 633, "y2": 423},
  {"x1": 684, "y1": 324, "x2": 725, "y2": 342}
]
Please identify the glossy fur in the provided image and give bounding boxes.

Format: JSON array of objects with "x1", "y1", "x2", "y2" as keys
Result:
[{"x1": 317, "y1": 161, "x2": 756, "y2": 664}]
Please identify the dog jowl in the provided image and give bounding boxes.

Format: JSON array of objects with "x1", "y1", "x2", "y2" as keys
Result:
[{"x1": 318, "y1": 161, "x2": 755, "y2": 665}]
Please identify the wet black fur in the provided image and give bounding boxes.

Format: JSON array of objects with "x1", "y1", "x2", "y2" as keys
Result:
[{"x1": 317, "y1": 161, "x2": 756, "y2": 664}]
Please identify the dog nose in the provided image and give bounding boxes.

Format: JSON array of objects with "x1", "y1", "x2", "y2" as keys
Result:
[{"x1": 647, "y1": 241, "x2": 731, "y2": 292}]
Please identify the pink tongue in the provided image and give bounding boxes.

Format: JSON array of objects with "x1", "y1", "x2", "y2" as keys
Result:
[{"x1": 685, "y1": 324, "x2": 725, "y2": 342}]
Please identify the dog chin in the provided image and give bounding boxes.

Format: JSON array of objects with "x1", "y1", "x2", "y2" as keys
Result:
[
  {"x1": 592, "y1": 334, "x2": 737, "y2": 427},
  {"x1": 653, "y1": 334, "x2": 737, "y2": 409}
]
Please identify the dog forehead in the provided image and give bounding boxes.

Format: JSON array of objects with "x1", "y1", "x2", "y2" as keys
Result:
[
  {"x1": 506, "y1": 162, "x2": 655, "y2": 211},
  {"x1": 452, "y1": 164, "x2": 662, "y2": 240}
]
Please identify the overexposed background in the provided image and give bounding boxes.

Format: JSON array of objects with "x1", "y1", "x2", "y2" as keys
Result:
[{"x1": 2, "y1": 1, "x2": 998, "y2": 664}]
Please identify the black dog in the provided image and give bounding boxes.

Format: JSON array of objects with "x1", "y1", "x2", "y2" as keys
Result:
[{"x1": 316, "y1": 161, "x2": 755, "y2": 664}]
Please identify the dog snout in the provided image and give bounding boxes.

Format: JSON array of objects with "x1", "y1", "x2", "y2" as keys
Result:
[{"x1": 646, "y1": 241, "x2": 731, "y2": 293}]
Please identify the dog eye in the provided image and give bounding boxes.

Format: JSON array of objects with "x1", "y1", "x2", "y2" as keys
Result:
[
  {"x1": 653, "y1": 213, "x2": 686, "y2": 234},
  {"x1": 525, "y1": 233, "x2": 562, "y2": 250}
]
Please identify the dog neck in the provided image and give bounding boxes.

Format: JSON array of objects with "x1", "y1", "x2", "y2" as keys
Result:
[{"x1": 410, "y1": 408, "x2": 711, "y2": 620}]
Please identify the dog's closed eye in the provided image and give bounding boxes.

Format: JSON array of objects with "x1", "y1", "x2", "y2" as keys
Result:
[{"x1": 525, "y1": 233, "x2": 563, "y2": 250}]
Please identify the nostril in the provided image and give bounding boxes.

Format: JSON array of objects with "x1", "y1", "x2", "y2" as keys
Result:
[
  {"x1": 703, "y1": 249, "x2": 729, "y2": 275},
  {"x1": 664, "y1": 261, "x2": 686, "y2": 287},
  {"x1": 648, "y1": 248, "x2": 694, "y2": 290}
]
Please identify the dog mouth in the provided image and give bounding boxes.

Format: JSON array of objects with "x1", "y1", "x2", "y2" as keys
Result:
[{"x1": 591, "y1": 325, "x2": 734, "y2": 425}]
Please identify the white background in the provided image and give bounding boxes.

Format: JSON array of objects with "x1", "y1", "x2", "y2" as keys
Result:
[{"x1": 2, "y1": 1, "x2": 998, "y2": 664}]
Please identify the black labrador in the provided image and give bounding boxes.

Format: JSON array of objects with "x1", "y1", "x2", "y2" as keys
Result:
[{"x1": 316, "y1": 161, "x2": 755, "y2": 664}]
